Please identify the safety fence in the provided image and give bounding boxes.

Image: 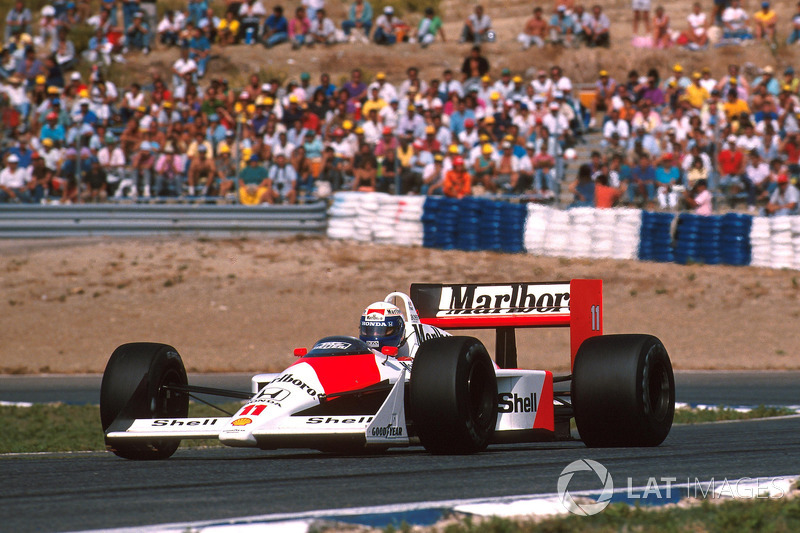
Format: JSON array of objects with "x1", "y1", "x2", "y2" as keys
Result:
[
  {"x1": 326, "y1": 192, "x2": 800, "y2": 271},
  {"x1": 0, "y1": 202, "x2": 328, "y2": 238}
]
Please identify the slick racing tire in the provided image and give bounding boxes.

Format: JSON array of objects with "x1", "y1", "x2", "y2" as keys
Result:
[
  {"x1": 409, "y1": 336, "x2": 498, "y2": 454},
  {"x1": 572, "y1": 334, "x2": 674, "y2": 447},
  {"x1": 100, "y1": 343, "x2": 189, "y2": 460}
]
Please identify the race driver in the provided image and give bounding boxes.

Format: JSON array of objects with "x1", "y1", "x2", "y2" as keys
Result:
[{"x1": 359, "y1": 302, "x2": 410, "y2": 357}]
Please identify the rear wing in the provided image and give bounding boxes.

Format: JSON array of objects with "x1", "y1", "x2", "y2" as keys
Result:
[{"x1": 410, "y1": 280, "x2": 602, "y2": 370}]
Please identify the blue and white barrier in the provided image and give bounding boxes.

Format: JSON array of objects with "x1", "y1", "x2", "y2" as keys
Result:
[{"x1": 326, "y1": 192, "x2": 800, "y2": 270}]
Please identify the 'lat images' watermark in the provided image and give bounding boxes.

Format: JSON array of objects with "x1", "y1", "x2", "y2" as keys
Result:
[{"x1": 557, "y1": 459, "x2": 792, "y2": 516}]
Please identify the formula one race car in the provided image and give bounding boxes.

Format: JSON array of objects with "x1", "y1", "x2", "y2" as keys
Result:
[{"x1": 100, "y1": 280, "x2": 675, "y2": 459}]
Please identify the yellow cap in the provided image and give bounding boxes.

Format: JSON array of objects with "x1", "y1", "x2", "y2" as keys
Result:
[
  {"x1": 342, "y1": 119, "x2": 353, "y2": 130},
  {"x1": 163, "y1": 101, "x2": 173, "y2": 108},
  {"x1": 490, "y1": 91, "x2": 500, "y2": 100},
  {"x1": 246, "y1": 103, "x2": 256, "y2": 115},
  {"x1": 219, "y1": 145, "x2": 231, "y2": 154},
  {"x1": 42, "y1": 138, "x2": 54, "y2": 147},
  {"x1": 425, "y1": 125, "x2": 435, "y2": 134},
  {"x1": 35, "y1": 75, "x2": 46, "y2": 85},
  {"x1": 481, "y1": 75, "x2": 491, "y2": 83},
  {"x1": 479, "y1": 133, "x2": 489, "y2": 141},
  {"x1": 47, "y1": 86, "x2": 60, "y2": 95},
  {"x1": 234, "y1": 102, "x2": 243, "y2": 114},
  {"x1": 264, "y1": 96, "x2": 274, "y2": 106},
  {"x1": 289, "y1": 94, "x2": 299, "y2": 103},
  {"x1": 137, "y1": 105, "x2": 147, "y2": 112},
  {"x1": 512, "y1": 75, "x2": 522, "y2": 83},
  {"x1": 448, "y1": 144, "x2": 459, "y2": 154},
  {"x1": 599, "y1": 70, "x2": 608, "y2": 77},
  {"x1": 482, "y1": 144, "x2": 493, "y2": 154},
  {"x1": 484, "y1": 116, "x2": 495, "y2": 124},
  {"x1": 783, "y1": 84, "x2": 793, "y2": 91},
  {"x1": 376, "y1": 72, "x2": 386, "y2": 80},
  {"x1": 355, "y1": 126, "x2": 364, "y2": 134},
  {"x1": 692, "y1": 72, "x2": 701, "y2": 79},
  {"x1": 78, "y1": 89, "x2": 89, "y2": 98},
  {"x1": 668, "y1": 80, "x2": 677, "y2": 88},
  {"x1": 673, "y1": 64, "x2": 683, "y2": 72}
]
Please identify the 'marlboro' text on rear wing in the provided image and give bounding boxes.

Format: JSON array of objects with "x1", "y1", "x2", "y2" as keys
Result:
[{"x1": 410, "y1": 280, "x2": 603, "y2": 370}]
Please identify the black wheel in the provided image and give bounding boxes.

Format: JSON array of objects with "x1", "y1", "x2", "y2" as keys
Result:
[
  {"x1": 409, "y1": 336, "x2": 498, "y2": 454},
  {"x1": 100, "y1": 343, "x2": 189, "y2": 460},
  {"x1": 572, "y1": 334, "x2": 674, "y2": 447}
]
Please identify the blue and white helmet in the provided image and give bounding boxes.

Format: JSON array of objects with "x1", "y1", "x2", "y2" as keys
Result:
[{"x1": 359, "y1": 302, "x2": 405, "y2": 350}]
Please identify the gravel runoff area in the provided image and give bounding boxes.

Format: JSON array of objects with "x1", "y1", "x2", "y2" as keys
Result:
[{"x1": 1, "y1": 236, "x2": 799, "y2": 374}]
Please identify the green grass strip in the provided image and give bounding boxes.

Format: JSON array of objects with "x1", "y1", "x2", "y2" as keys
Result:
[{"x1": 430, "y1": 497, "x2": 800, "y2": 533}]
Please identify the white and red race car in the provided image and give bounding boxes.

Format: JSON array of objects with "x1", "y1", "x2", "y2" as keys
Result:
[{"x1": 101, "y1": 280, "x2": 675, "y2": 459}]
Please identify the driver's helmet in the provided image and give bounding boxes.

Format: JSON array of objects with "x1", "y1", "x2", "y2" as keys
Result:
[{"x1": 359, "y1": 302, "x2": 405, "y2": 350}]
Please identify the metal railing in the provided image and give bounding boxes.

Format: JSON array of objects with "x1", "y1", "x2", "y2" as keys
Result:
[{"x1": 0, "y1": 202, "x2": 328, "y2": 238}]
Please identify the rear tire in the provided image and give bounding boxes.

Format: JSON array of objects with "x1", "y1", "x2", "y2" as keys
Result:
[
  {"x1": 409, "y1": 336, "x2": 497, "y2": 454},
  {"x1": 572, "y1": 334, "x2": 674, "y2": 447},
  {"x1": 100, "y1": 343, "x2": 189, "y2": 460}
]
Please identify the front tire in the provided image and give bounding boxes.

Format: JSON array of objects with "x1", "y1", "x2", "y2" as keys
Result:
[
  {"x1": 572, "y1": 334, "x2": 674, "y2": 447},
  {"x1": 100, "y1": 343, "x2": 189, "y2": 460},
  {"x1": 409, "y1": 336, "x2": 498, "y2": 454}
]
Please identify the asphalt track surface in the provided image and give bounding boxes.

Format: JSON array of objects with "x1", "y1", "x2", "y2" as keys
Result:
[{"x1": 1, "y1": 372, "x2": 799, "y2": 533}]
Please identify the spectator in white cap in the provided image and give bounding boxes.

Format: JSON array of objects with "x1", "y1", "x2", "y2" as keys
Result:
[
  {"x1": 374, "y1": 5, "x2": 399, "y2": 44},
  {"x1": 0, "y1": 154, "x2": 33, "y2": 203}
]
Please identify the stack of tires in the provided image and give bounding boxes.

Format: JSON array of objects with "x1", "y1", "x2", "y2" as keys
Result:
[
  {"x1": 720, "y1": 213, "x2": 752, "y2": 266},
  {"x1": 422, "y1": 197, "x2": 459, "y2": 249},
  {"x1": 499, "y1": 202, "x2": 527, "y2": 253},
  {"x1": 455, "y1": 197, "x2": 483, "y2": 251},
  {"x1": 674, "y1": 213, "x2": 703, "y2": 265},
  {"x1": 675, "y1": 214, "x2": 722, "y2": 265},
  {"x1": 639, "y1": 211, "x2": 675, "y2": 263}
]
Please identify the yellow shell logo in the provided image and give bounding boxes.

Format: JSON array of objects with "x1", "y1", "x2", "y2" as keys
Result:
[{"x1": 231, "y1": 417, "x2": 252, "y2": 426}]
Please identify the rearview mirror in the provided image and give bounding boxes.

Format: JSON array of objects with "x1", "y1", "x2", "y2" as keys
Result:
[
  {"x1": 293, "y1": 348, "x2": 308, "y2": 357},
  {"x1": 381, "y1": 346, "x2": 399, "y2": 357}
]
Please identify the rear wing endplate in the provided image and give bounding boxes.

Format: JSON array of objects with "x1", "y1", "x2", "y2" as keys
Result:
[{"x1": 410, "y1": 280, "x2": 602, "y2": 370}]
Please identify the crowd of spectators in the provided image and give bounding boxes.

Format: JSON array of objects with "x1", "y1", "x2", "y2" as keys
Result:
[{"x1": 0, "y1": 1, "x2": 799, "y2": 216}]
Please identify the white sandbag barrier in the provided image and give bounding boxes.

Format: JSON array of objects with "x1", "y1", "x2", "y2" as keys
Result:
[
  {"x1": 748, "y1": 215, "x2": 800, "y2": 270},
  {"x1": 326, "y1": 192, "x2": 424, "y2": 246},
  {"x1": 524, "y1": 205, "x2": 642, "y2": 261}
]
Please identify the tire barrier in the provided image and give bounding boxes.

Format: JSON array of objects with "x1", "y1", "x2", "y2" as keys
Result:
[
  {"x1": 639, "y1": 211, "x2": 676, "y2": 263},
  {"x1": 326, "y1": 192, "x2": 799, "y2": 271},
  {"x1": 421, "y1": 197, "x2": 527, "y2": 253}
]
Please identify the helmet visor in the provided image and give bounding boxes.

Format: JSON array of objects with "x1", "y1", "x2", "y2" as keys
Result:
[{"x1": 360, "y1": 322, "x2": 401, "y2": 338}]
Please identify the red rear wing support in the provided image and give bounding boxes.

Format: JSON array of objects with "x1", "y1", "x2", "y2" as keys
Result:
[{"x1": 410, "y1": 280, "x2": 603, "y2": 370}]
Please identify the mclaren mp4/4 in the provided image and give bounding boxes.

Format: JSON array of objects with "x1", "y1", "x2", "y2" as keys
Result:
[{"x1": 101, "y1": 280, "x2": 675, "y2": 459}]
